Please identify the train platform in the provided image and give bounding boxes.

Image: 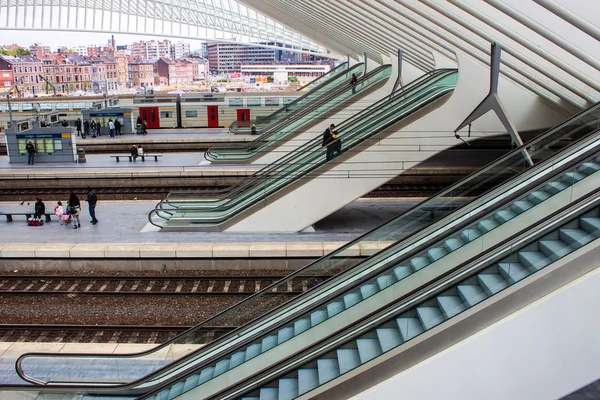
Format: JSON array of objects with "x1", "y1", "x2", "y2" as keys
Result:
[{"x1": 0, "y1": 198, "x2": 424, "y2": 266}]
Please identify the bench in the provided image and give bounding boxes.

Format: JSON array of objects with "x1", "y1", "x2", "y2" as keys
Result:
[
  {"x1": 110, "y1": 154, "x2": 163, "y2": 162},
  {"x1": 0, "y1": 212, "x2": 52, "y2": 223}
]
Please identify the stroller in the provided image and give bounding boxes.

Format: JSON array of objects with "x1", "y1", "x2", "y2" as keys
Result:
[{"x1": 55, "y1": 205, "x2": 72, "y2": 226}]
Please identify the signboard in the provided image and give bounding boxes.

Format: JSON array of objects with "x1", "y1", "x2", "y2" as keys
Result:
[{"x1": 89, "y1": 112, "x2": 125, "y2": 117}]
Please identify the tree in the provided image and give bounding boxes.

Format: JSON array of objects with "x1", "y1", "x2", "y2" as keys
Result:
[
  {"x1": 68, "y1": 82, "x2": 76, "y2": 93},
  {"x1": 267, "y1": 76, "x2": 274, "y2": 83},
  {"x1": 288, "y1": 76, "x2": 299, "y2": 83},
  {"x1": 14, "y1": 47, "x2": 31, "y2": 56}
]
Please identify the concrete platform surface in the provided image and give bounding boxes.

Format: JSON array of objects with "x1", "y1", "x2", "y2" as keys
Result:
[{"x1": 0, "y1": 198, "x2": 425, "y2": 258}]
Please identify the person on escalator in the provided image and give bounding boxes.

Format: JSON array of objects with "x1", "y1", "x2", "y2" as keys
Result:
[
  {"x1": 322, "y1": 123, "x2": 335, "y2": 161},
  {"x1": 350, "y1": 73, "x2": 358, "y2": 94},
  {"x1": 328, "y1": 130, "x2": 342, "y2": 159}
]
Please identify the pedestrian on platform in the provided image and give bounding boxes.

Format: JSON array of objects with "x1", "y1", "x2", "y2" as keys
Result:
[
  {"x1": 114, "y1": 119, "x2": 122, "y2": 136},
  {"x1": 96, "y1": 119, "x2": 102, "y2": 136},
  {"x1": 142, "y1": 120, "x2": 148, "y2": 135},
  {"x1": 67, "y1": 192, "x2": 81, "y2": 229},
  {"x1": 90, "y1": 120, "x2": 97, "y2": 138},
  {"x1": 83, "y1": 119, "x2": 90, "y2": 138},
  {"x1": 130, "y1": 144, "x2": 139, "y2": 161},
  {"x1": 34, "y1": 198, "x2": 46, "y2": 219},
  {"x1": 75, "y1": 118, "x2": 82, "y2": 137},
  {"x1": 54, "y1": 201, "x2": 65, "y2": 225},
  {"x1": 26, "y1": 140, "x2": 36, "y2": 165},
  {"x1": 108, "y1": 119, "x2": 115, "y2": 138},
  {"x1": 322, "y1": 123, "x2": 335, "y2": 161},
  {"x1": 86, "y1": 187, "x2": 99, "y2": 225}
]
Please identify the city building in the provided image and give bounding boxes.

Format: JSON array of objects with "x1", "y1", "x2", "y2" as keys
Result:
[
  {"x1": 0, "y1": 69, "x2": 13, "y2": 88},
  {"x1": 183, "y1": 56, "x2": 209, "y2": 81},
  {"x1": 0, "y1": 55, "x2": 43, "y2": 95},
  {"x1": 240, "y1": 63, "x2": 331, "y2": 83},
  {"x1": 73, "y1": 46, "x2": 89, "y2": 56},
  {"x1": 132, "y1": 40, "x2": 171, "y2": 60},
  {"x1": 88, "y1": 57, "x2": 108, "y2": 93},
  {"x1": 171, "y1": 41, "x2": 190, "y2": 60},
  {"x1": 99, "y1": 55, "x2": 118, "y2": 91},
  {"x1": 68, "y1": 56, "x2": 93, "y2": 92},
  {"x1": 128, "y1": 59, "x2": 155, "y2": 87},
  {"x1": 29, "y1": 43, "x2": 52, "y2": 58},
  {"x1": 114, "y1": 51, "x2": 129, "y2": 86},
  {"x1": 204, "y1": 42, "x2": 277, "y2": 73}
]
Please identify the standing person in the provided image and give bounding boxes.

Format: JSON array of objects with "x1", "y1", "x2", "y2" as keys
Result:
[
  {"x1": 86, "y1": 187, "x2": 98, "y2": 225},
  {"x1": 142, "y1": 120, "x2": 148, "y2": 135},
  {"x1": 26, "y1": 140, "x2": 36, "y2": 165},
  {"x1": 251, "y1": 124, "x2": 257, "y2": 135},
  {"x1": 130, "y1": 144, "x2": 139, "y2": 161},
  {"x1": 75, "y1": 118, "x2": 82, "y2": 137},
  {"x1": 83, "y1": 119, "x2": 90, "y2": 138},
  {"x1": 34, "y1": 198, "x2": 45, "y2": 219},
  {"x1": 108, "y1": 119, "x2": 115, "y2": 138},
  {"x1": 328, "y1": 130, "x2": 342, "y2": 159},
  {"x1": 114, "y1": 119, "x2": 122, "y2": 136},
  {"x1": 322, "y1": 123, "x2": 335, "y2": 161},
  {"x1": 90, "y1": 120, "x2": 97, "y2": 138},
  {"x1": 67, "y1": 192, "x2": 81, "y2": 229},
  {"x1": 96, "y1": 119, "x2": 102, "y2": 136},
  {"x1": 350, "y1": 73, "x2": 358, "y2": 94}
]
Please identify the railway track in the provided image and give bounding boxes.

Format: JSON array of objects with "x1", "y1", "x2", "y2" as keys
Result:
[
  {"x1": 0, "y1": 324, "x2": 221, "y2": 344},
  {"x1": 0, "y1": 275, "x2": 329, "y2": 296}
]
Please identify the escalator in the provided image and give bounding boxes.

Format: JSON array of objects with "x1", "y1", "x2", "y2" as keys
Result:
[
  {"x1": 226, "y1": 61, "x2": 359, "y2": 135},
  {"x1": 151, "y1": 70, "x2": 458, "y2": 230},
  {"x1": 6, "y1": 103, "x2": 600, "y2": 400},
  {"x1": 207, "y1": 63, "x2": 389, "y2": 164},
  {"x1": 155, "y1": 69, "x2": 456, "y2": 213}
]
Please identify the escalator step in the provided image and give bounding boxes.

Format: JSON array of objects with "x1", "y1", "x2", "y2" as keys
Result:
[
  {"x1": 294, "y1": 318, "x2": 311, "y2": 335},
  {"x1": 327, "y1": 300, "x2": 346, "y2": 318},
  {"x1": 511, "y1": 200, "x2": 534, "y2": 214},
  {"x1": 494, "y1": 209, "x2": 517, "y2": 224},
  {"x1": 561, "y1": 171, "x2": 586, "y2": 184},
  {"x1": 337, "y1": 348, "x2": 361, "y2": 374},
  {"x1": 245, "y1": 343, "x2": 262, "y2": 362},
  {"x1": 394, "y1": 265, "x2": 412, "y2": 281},
  {"x1": 259, "y1": 387, "x2": 278, "y2": 400},
  {"x1": 261, "y1": 335, "x2": 279, "y2": 352},
  {"x1": 410, "y1": 256, "x2": 430, "y2": 271},
  {"x1": 577, "y1": 162, "x2": 600, "y2": 175},
  {"x1": 317, "y1": 358, "x2": 340, "y2": 384},
  {"x1": 477, "y1": 273, "x2": 508, "y2": 296},
  {"x1": 528, "y1": 191, "x2": 551, "y2": 204},
  {"x1": 360, "y1": 283, "x2": 379, "y2": 299},
  {"x1": 539, "y1": 240, "x2": 571, "y2": 261},
  {"x1": 310, "y1": 309, "x2": 329, "y2": 327},
  {"x1": 457, "y1": 284, "x2": 488, "y2": 307},
  {"x1": 343, "y1": 292, "x2": 362, "y2": 309},
  {"x1": 461, "y1": 228, "x2": 482, "y2": 242},
  {"x1": 356, "y1": 338, "x2": 383, "y2": 363},
  {"x1": 183, "y1": 373, "x2": 200, "y2": 392},
  {"x1": 436, "y1": 296, "x2": 466, "y2": 319},
  {"x1": 427, "y1": 247, "x2": 448, "y2": 262},
  {"x1": 376, "y1": 327, "x2": 403, "y2": 352},
  {"x1": 518, "y1": 251, "x2": 551, "y2": 272},
  {"x1": 580, "y1": 217, "x2": 600, "y2": 235},
  {"x1": 416, "y1": 306, "x2": 445, "y2": 330},
  {"x1": 278, "y1": 378, "x2": 299, "y2": 400},
  {"x1": 241, "y1": 398, "x2": 260, "y2": 400},
  {"x1": 213, "y1": 358, "x2": 231, "y2": 377},
  {"x1": 559, "y1": 228, "x2": 594, "y2": 248},
  {"x1": 396, "y1": 317, "x2": 424, "y2": 341},
  {"x1": 477, "y1": 219, "x2": 499, "y2": 233},
  {"x1": 498, "y1": 262, "x2": 530, "y2": 284},
  {"x1": 298, "y1": 368, "x2": 319, "y2": 395},
  {"x1": 377, "y1": 274, "x2": 396, "y2": 291},
  {"x1": 229, "y1": 350, "x2": 247, "y2": 369},
  {"x1": 444, "y1": 237, "x2": 466, "y2": 252},
  {"x1": 545, "y1": 181, "x2": 568, "y2": 195},
  {"x1": 198, "y1": 366, "x2": 215, "y2": 385},
  {"x1": 278, "y1": 326, "x2": 295, "y2": 345},
  {"x1": 169, "y1": 381, "x2": 185, "y2": 397}
]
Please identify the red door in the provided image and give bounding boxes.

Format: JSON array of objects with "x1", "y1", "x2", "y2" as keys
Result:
[
  {"x1": 207, "y1": 106, "x2": 219, "y2": 128},
  {"x1": 139, "y1": 107, "x2": 160, "y2": 129},
  {"x1": 237, "y1": 109, "x2": 250, "y2": 128}
]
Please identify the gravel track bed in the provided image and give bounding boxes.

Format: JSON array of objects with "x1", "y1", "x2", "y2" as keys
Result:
[{"x1": 0, "y1": 269, "x2": 294, "y2": 277}]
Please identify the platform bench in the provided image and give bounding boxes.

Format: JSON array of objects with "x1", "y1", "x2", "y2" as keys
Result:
[
  {"x1": 0, "y1": 212, "x2": 52, "y2": 223},
  {"x1": 110, "y1": 154, "x2": 163, "y2": 162}
]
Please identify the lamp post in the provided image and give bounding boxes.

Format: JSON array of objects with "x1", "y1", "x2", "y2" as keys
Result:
[{"x1": 5, "y1": 85, "x2": 20, "y2": 129}]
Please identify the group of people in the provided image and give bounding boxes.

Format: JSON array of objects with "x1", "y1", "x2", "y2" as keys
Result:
[
  {"x1": 75, "y1": 118, "x2": 122, "y2": 139},
  {"x1": 44, "y1": 188, "x2": 99, "y2": 229},
  {"x1": 130, "y1": 144, "x2": 145, "y2": 161},
  {"x1": 322, "y1": 123, "x2": 342, "y2": 161}
]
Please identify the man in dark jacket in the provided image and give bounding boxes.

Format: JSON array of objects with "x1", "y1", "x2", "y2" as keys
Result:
[
  {"x1": 26, "y1": 140, "x2": 36, "y2": 165},
  {"x1": 114, "y1": 119, "x2": 122, "y2": 136},
  {"x1": 75, "y1": 118, "x2": 82, "y2": 136},
  {"x1": 34, "y1": 198, "x2": 45, "y2": 219},
  {"x1": 83, "y1": 120, "x2": 90, "y2": 138},
  {"x1": 322, "y1": 123, "x2": 335, "y2": 161},
  {"x1": 86, "y1": 187, "x2": 98, "y2": 225}
]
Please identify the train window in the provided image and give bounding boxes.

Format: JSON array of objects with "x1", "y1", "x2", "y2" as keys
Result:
[
  {"x1": 40, "y1": 103, "x2": 52, "y2": 111},
  {"x1": 160, "y1": 111, "x2": 172, "y2": 118},
  {"x1": 283, "y1": 97, "x2": 296, "y2": 105},
  {"x1": 72, "y1": 102, "x2": 87, "y2": 110},
  {"x1": 229, "y1": 98, "x2": 243, "y2": 106},
  {"x1": 151, "y1": 109, "x2": 156, "y2": 122},
  {"x1": 247, "y1": 98, "x2": 261, "y2": 107},
  {"x1": 186, "y1": 110, "x2": 198, "y2": 117},
  {"x1": 265, "y1": 97, "x2": 279, "y2": 106},
  {"x1": 22, "y1": 103, "x2": 34, "y2": 111},
  {"x1": 0, "y1": 104, "x2": 3, "y2": 112},
  {"x1": 56, "y1": 103, "x2": 69, "y2": 110},
  {"x1": 8, "y1": 103, "x2": 18, "y2": 111}
]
